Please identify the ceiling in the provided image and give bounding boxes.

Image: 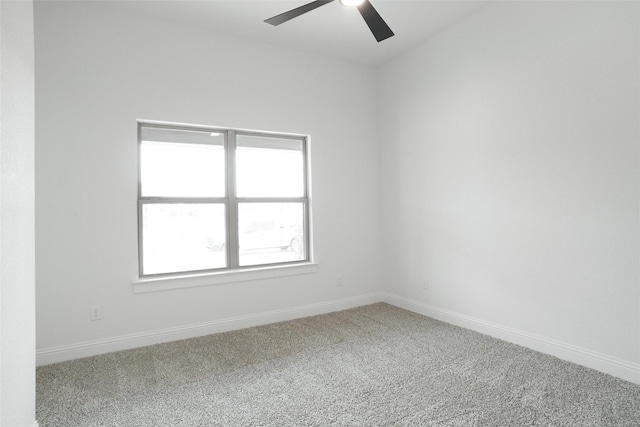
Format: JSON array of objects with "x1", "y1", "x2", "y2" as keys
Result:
[{"x1": 107, "y1": 0, "x2": 491, "y2": 66}]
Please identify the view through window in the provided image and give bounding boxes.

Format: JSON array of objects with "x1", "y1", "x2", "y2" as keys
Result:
[{"x1": 138, "y1": 122, "x2": 310, "y2": 277}]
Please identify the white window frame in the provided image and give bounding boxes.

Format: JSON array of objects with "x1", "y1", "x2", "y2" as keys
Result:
[{"x1": 135, "y1": 120, "x2": 315, "y2": 289}]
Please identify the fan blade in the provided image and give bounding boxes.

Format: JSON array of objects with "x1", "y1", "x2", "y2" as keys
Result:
[
  {"x1": 357, "y1": 0, "x2": 394, "y2": 42},
  {"x1": 265, "y1": 0, "x2": 335, "y2": 26}
]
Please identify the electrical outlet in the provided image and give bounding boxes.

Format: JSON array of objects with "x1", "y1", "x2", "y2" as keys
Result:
[
  {"x1": 90, "y1": 304, "x2": 102, "y2": 321},
  {"x1": 422, "y1": 278, "x2": 428, "y2": 290},
  {"x1": 337, "y1": 274, "x2": 344, "y2": 287}
]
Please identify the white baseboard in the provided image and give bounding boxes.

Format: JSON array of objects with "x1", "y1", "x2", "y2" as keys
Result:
[
  {"x1": 37, "y1": 291, "x2": 640, "y2": 385},
  {"x1": 36, "y1": 292, "x2": 385, "y2": 366},
  {"x1": 383, "y1": 292, "x2": 640, "y2": 385}
]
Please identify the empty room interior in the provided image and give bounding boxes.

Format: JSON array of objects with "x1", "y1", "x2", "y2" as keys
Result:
[{"x1": 1, "y1": 0, "x2": 639, "y2": 425}]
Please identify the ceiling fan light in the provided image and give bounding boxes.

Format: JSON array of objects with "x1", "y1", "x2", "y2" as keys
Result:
[{"x1": 339, "y1": 0, "x2": 365, "y2": 7}]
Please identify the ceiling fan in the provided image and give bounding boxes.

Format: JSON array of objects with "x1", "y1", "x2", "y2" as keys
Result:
[{"x1": 265, "y1": 0, "x2": 395, "y2": 43}]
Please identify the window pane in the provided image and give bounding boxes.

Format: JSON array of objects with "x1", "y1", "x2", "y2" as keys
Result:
[
  {"x1": 142, "y1": 204, "x2": 226, "y2": 275},
  {"x1": 236, "y1": 135, "x2": 304, "y2": 197},
  {"x1": 141, "y1": 127, "x2": 225, "y2": 197},
  {"x1": 238, "y1": 203, "x2": 305, "y2": 267}
]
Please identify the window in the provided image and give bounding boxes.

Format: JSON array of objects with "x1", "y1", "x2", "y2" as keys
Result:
[{"x1": 138, "y1": 121, "x2": 311, "y2": 277}]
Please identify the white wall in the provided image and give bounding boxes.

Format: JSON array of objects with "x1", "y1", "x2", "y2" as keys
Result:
[
  {"x1": 35, "y1": 2, "x2": 382, "y2": 359},
  {"x1": 379, "y1": 1, "x2": 640, "y2": 380},
  {"x1": 0, "y1": 0, "x2": 37, "y2": 425}
]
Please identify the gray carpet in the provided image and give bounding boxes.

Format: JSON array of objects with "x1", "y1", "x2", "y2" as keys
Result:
[{"x1": 37, "y1": 303, "x2": 640, "y2": 426}]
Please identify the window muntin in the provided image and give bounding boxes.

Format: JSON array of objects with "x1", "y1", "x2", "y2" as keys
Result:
[{"x1": 138, "y1": 122, "x2": 310, "y2": 277}]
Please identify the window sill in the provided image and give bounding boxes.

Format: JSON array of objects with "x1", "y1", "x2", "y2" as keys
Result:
[{"x1": 132, "y1": 262, "x2": 319, "y2": 294}]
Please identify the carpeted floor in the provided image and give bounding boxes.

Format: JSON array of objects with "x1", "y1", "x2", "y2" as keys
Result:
[{"x1": 37, "y1": 303, "x2": 640, "y2": 426}]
